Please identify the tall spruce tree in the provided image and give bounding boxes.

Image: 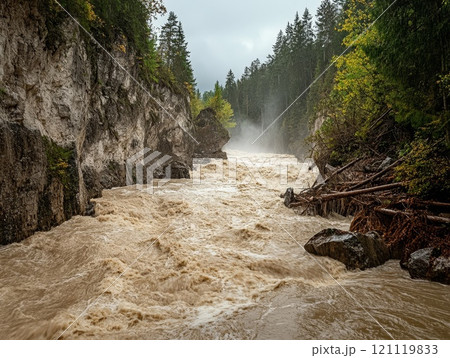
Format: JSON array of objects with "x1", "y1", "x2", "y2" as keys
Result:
[
  {"x1": 159, "y1": 12, "x2": 195, "y2": 88},
  {"x1": 223, "y1": 70, "x2": 239, "y2": 113}
]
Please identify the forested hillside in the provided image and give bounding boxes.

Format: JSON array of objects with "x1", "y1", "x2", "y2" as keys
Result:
[
  {"x1": 221, "y1": 0, "x2": 346, "y2": 154},
  {"x1": 221, "y1": 0, "x2": 449, "y2": 199},
  {"x1": 314, "y1": 0, "x2": 449, "y2": 199}
]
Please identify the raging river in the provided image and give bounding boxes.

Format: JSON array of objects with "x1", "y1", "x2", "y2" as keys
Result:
[{"x1": 0, "y1": 151, "x2": 449, "y2": 339}]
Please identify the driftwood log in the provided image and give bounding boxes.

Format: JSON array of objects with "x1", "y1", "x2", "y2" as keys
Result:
[
  {"x1": 320, "y1": 183, "x2": 403, "y2": 202},
  {"x1": 374, "y1": 208, "x2": 450, "y2": 225},
  {"x1": 347, "y1": 158, "x2": 403, "y2": 191},
  {"x1": 285, "y1": 156, "x2": 449, "y2": 225}
]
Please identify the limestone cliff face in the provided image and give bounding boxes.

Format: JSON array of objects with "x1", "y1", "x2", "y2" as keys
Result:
[{"x1": 0, "y1": 0, "x2": 196, "y2": 244}]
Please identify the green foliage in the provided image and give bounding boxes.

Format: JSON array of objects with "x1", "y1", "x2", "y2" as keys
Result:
[
  {"x1": 188, "y1": 86, "x2": 204, "y2": 120},
  {"x1": 205, "y1": 82, "x2": 236, "y2": 129},
  {"x1": 43, "y1": 137, "x2": 75, "y2": 190},
  {"x1": 310, "y1": 0, "x2": 450, "y2": 200},
  {"x1": 364, "y1": 0, "x2": 449, "y2": 128},
  {"x1": 223, "y1": 70, "x2": 239, "y2": 113},
  {"x1": 315, "y1": 0, "x2": 345, "y2": 67},
  {"x1": 396, "y1": 139, "x2": 450, "y2": 199},
  {"x1": 158, "y1": 12, "x2": 196, "y2": 90},
  {"x1": 190, "y1": 82, "x2": 236, "y2": 129},
  {"x1": 310, "y1": 0, "x2": 395, "y2": 168},
  {"x1": 39, "y1": 0, "x2": 173, "y2": 87}
]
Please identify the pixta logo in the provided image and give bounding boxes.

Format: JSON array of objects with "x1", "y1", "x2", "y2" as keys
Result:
[{"x1": 126, "y1": 149, "x2": 172, "y2": 193}]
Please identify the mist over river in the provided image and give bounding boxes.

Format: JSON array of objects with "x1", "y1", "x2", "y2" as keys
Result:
[{"x1": 0, "y1": 151, "x2": 448, "y2": 339}]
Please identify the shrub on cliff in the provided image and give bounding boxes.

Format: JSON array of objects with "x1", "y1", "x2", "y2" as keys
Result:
[{"x1": 39, "y1": 0, "x2": 173, "y2": 87}]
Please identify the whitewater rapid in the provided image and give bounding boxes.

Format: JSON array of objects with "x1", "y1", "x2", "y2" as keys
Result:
[{"x1": 0, "y1": 150, "x2": 448, "y2": 339}]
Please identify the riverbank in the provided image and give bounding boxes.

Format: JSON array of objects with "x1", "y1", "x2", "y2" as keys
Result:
[{"x1": 283, "y1": 156, "x2": 450, "y2": 284}]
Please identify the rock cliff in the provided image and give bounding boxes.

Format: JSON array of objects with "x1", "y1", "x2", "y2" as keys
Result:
[
  {"x1": 0, "y1": 0, "x2": 196, "y2": 244},
  {"x1": 194, "y1": 108, "x2": 230, "y2": 159}
]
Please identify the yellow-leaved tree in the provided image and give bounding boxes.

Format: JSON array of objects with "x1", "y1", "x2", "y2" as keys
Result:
[{"x1": 205, "y1": 82, "x2": 236, "y2": 129}]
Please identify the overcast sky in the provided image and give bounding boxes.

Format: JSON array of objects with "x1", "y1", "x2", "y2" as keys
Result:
[{"x1": 154, "y1": 0, "x2": 323, "y2": 92}]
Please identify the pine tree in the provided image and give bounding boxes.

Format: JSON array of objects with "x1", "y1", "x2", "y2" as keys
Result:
[
  {"x1": 171, "y1": 21, "x2": 195, "y2": 86},
  {"x1": 159, "y1": 12, "x2": 178, "y2": 66},
  {"x1": 158, "y1": 11, "x2": 195, "y2": 88},
  {"x1": 315, "y1": 0, "x2": 340, "y2": 66},
  {"x1": 302, "y1": 8, "x2": 314, "y2": 46},
  {"x1": 223, "y1": 70, "x2": 239, "y2": 113},
  {"x1": 269, "y1": 30, "x2": 285, "y2": 63}
]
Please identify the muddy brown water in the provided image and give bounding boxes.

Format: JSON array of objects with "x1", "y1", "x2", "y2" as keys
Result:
[{"x1": 0, "y1": 151, "x2": 448, "y2": 339}]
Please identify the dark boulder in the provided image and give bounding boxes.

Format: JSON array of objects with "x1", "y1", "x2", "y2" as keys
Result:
[
  {"x1": 153, "y1": 159, "x2": 191, "y2": 180},
  {"x1": 407, "y1": 248, "x2": 449, "y2": 284},
  {"x1": 282, "y1": 188, "x2": 295, "y2": 207},
  {"x1": 430, "y1": 256, "x2": 450, "y2": 285},
  {"x1": 304, "y1": 228, "x2": 390, "y2": 270},
  {"x1": 194, "y1": 108, "x2": 230, "y2": 159},
  {"x1": 407, "y1": 248, "x2": 436, "y2": 279}
]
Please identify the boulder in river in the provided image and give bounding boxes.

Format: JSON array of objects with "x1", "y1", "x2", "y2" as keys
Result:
[
  {"x1": 304, "y1": 228, "x2": 390, "y2": 270},
  {"x1": 194, "y1": 108, "x2": 230, "y2": 159},
  {"x1": 282, "y1": 188, "x2": 295, "y2": 207},
  {"x1": 407, "y1": 248, "x2": 450, "y2": 284}
]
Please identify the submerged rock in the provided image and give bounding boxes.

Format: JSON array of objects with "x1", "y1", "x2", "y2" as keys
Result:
[
  {"x1": 304, "y1": 228, "x2": 390, "y2": 270},
  {"x1": 194, "y1": 108, "x2": 230, "y2": 159},
  {"x1": 153, "y1": 160, "x2": 191, "y2": 180},
  {"x1": 169, "y1": 161, "x2": 191, "y2": 179},
  {"x1": 407, "y1": 248, "x2": 450, "y2": 284}
]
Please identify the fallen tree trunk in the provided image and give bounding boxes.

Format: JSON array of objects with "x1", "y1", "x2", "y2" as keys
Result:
[
  {"x1": 366, "y1": 108, "x2": 393, "y2": 132},
  {"x1": 348, "y1": 158, "x2": 403, "y2": 191},
  {"x1": 402, "y1": 200, "x2": 450, "y2": 210},
  {"x1": 314, "y1": 157, "x2": 362, "y2": 188},
  {"x1": 319, "y1": 182, "x2": 403, "y2": 202},
  {"x1": 374, "y1": 208, "x2": 450, "y2": 225}
]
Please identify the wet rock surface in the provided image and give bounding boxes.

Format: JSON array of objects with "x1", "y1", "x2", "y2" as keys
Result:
[
  {"x1": 304, "y1": 228, "x2": 390, "y2": 270},
  {"x1": 282, "y1": 188, "x2": 295, "y2": 207},
  {"x1": 407, "y1": 248, "x2": 450, "y2": 285},
  {"x1": 0, "y1": 123, "x2": 78, "y2": 244},
  {"x1": 194, "y1": 108, "x2": 230, "y2": 159}
]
